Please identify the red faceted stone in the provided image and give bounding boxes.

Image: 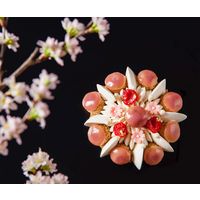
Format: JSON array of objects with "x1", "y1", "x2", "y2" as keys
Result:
[
  {"x1": 122, "y1": 89, "x2": 139, "y2": 106},
  {"x1": 113, "y1": 122, "x2": 128, "y2": 138},
  {"x1": 146, "y1": 116, "x2": 162, "y2": 133}
]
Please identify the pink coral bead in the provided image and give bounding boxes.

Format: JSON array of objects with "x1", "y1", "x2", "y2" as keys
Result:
[
  {"x1": 105, "y1": 72, "x2": 126, "y2": 93},
  {"x1": 88, "y1": 125, "x2": 109, "y2": 146},
  {"x1": 110, "y1": 145, "x2": 131, "y2": 165},
  {"x1": 125, "y1": 106, "x2": 149, "y2": 128},
  {"x1": 138, "y1": 70, "x2": 158, "y2": 89},
  {"x1": 144, "y1": 144, "x2": 164, "y2": 166},
  {"x1": 161, "y1": 92, "x2": 183, "y2": 112},
  {"x1": 82, "y1": 92, "x2": 102, "y2": 113},
  {"x1": 160, "y1": 121, "x2": 180, "y2": 143}
]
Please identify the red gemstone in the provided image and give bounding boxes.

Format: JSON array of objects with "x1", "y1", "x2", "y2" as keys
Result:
[
  {"x1": 146, "y1": 116, "x2": 162, "y2": 133},
  {"x1": 122, "y1": 89, "x2": 139, "y2": 105},
  {"x1": 113, "y1": 122, "x2": 128, "y2": 138}
]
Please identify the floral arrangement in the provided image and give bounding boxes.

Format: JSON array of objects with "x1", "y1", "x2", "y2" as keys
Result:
[
  {"x1": 0, "y1": 17, "x2": 110, "y2": 183},
  {"x1": 82, "y1": 67, "x2": 187, "y2": 170},
  {"x1": 22, "y1": 148, "x2": 69, "y2": 184}
]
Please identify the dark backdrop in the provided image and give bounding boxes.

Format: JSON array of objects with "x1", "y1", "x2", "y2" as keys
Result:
[{"x1": 0, "y1": 18, "x2": 199, "y2": 183}]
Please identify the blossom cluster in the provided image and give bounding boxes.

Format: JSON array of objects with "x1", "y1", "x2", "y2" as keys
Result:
[
  {"x1": 37, "y1": 17, "x2": 110, "y2": 65},
  {"x1": 22, "y1": 148, "x2": 69, "y2": 184},
  {"x1": 0, "y1": 70, "x2": 59, "y2": 156}
]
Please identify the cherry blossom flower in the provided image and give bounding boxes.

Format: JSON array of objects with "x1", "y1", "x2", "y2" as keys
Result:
[
  {"x1": 4, "y1": 76, "x2": 29, "y2": 103},
  {"x1": 91, "y1": 17, "x2": 110, "y2": 42},
  {"x1": 22, "y1": 148, "x2": 68, "y2": 184},
  {"x1": 0, "y1": 91, "x2": 17, "y2": 113},
  {"x1": 61, "y1": 18, "x2": 85, "y2": 38},
  {"x1": 27, "y1": 101, "x2": 50, "y2": 129},
  {"x1": 37, "y1": 37, "x2": 65, "y2": 66},
  {"x1": 145, "y1": 99, "x2": 163, "y2": 115},
  {"x1": 30, "y1": 69, "x2": 59, "y2": 101},
  {"x1": 0, "y1": 30, "x2": 19, "y2": 52},
  {"x1": 64, "y1": 35, "x2": 82, "y2": 62},
  {"x1": 109, "y1": 104, "x2": 125, "y2": 119},
  {"x1": 0, "y1": 141, "x2": 8, "y2": 156},
  {"x1": 131, "y1": 128, "x2": 146, "y2": 144},
  {"x1": 50, "y1": 173, "x2": 69, "y2": 184},
  {"x1": 22, "y1": 148, "x2": 57, "y2": 177},
  {"x1": 0, "y1": 115, "x2": 27, "y2": 145},
  {"x1": 26, "y1": 171, "x2": 51, "y2": 184}
]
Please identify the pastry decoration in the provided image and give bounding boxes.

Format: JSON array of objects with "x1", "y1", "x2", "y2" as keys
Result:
[{"x1": 82, "y1": 67, "x2": 187, "y2": 170}]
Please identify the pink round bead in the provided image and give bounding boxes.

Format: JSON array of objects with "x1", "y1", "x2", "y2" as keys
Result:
[
  {"x1": 144, "y1": 144, "x2": 164, "y2": 166},
  {"x1": 161, "y1": 92, "x2": 183, "y2": 112},
  {"x1": 88, "y1": 125, "x2": 108, "y2": 146},
  {"x1": 82, "y1": 92, "x2": 102, "y2": 113},
  {"x1": 105, "y1": 72, "x2": 126, "y2": 92},
  {"x1": 125, "y1": 106, "x2": 149, "y2": 127},
  {"x1": 110, "y1": 145, "x2": 131, "y2": 165},
  {"x1": 161, "y1": 121, "x2": 180, "y2": 143},
  {"x1": 138, "y1": 70, "x2": 158, "y2": 89}
]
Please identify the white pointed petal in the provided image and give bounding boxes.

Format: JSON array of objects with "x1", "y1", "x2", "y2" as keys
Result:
[
  {"x1": 139, "y1": 87, "x2": 146, "y2": 102},
  {"x1": 129, "y1": 139, "x2": 135, "y2": 150},
  {"x1": 150, "y1": 132, "x2": 174, "y2": 152},
  {"x1": 84, "y1": 115, "x2": 110, "y2": 127},
  {"x1": 125, "y1": 133, "x2": 131, "y2": 146},
  {"x1": 162, "y1": 112, "x2": 187, "y2": 123},
  {"x1": 97, "y1": 84, "x2": 115, "y2": 102},
  {"x1": 119, "y1": 137, "x2": 124, "y2": 143},
  {"x1": 126, "y1": 67, "x2": 137, "y2": 90},
  {"x1": 148, "y1": 79, "x2": 166, "y2": 101},
  {"x1": 132, "y1": 143, "x2": 144, "y2": 170},
  {"x1": 146, "y1": 132, "x2": 153, "y2": 142},
  {"x1": 100, "y1": 136, "x2": 120, "y2": 157}
]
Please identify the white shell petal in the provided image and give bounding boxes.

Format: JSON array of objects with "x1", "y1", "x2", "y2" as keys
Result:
[
  {"x1": 162, "y1": 112, "x2": 187, "y2": 123},
  {"x1": 126, "y1": 67, "x2": 137, "y2": 90},
  {"x1": 129, "y1": 139, "x2": 135, "y2": 150},
  {"x1": 84, "y1": 115, "x2": 110, "y2": 127},
  {"x1": 125, "y1": 132, "x2": 131, "y2": 146},
  {"x1": 97, "y1": 84, "x2": 116, "y2": 102},
  {"x1": 139, "y1": 87, "x2": 146, "y2": 102},
  {"x1": 148, "y1": 79, "x2": 166, "y2": 101},
  {"x1": 150, "y1": 132, "x2": 174, "y2": 152},
  {"x1": 132, "y1": 143, "x2": 144, "y2": 170},
  {"x1": 119, "y1": 137, "x2": 124, "y2": 143},
  {"x1": 146, "y1": 132, "x2": 153, "y2": 142},
  {"x1": 100, "y1": 136, "x2": 120, "y2": 157}
]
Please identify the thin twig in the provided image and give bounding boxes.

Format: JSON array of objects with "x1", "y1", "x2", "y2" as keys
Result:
[
  {"x1": 0, "y1": 47, "x2": 39, "y2": 90},
  {"x1": 0, "y1": 27, "x2": 6, "y2": 81}
]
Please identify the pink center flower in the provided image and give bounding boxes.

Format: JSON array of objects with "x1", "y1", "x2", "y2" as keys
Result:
[
  {"x1": 109, "y1": 104, "x2": 125, "y2": 119},
  {"x1": 131, "y1": 128, "x2": 145, "y2": 144},
  {"x1": 145, "y1": 99, "x2": 163, "y2": 115}
]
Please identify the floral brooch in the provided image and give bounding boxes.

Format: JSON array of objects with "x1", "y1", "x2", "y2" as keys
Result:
[{"x1": 82, "y1": 67, "x2": 187, "y2": 170}]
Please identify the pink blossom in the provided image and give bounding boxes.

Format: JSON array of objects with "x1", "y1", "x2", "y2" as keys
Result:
[
  {"x1": 64, "y1": 35, "x2": 82, "y2": 62},
  {"x1": 145, "y1": 99, "x2": 163, "y2": 115},
  {"x1": 37, "y1": 37, "x2": 65, "y2": 66},
  {"x1": 91, "y1": 18, "x2": 110, "y2": 42},
  {"x1": 131, "y1": 128, "x2": 145, "y2": 144},
  {"x1": 109, "y1": 104, "x2": 125, "y2": 119}
]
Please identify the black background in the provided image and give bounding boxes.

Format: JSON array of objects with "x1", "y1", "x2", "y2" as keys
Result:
[{"x1": 0, "y1": 18, "x2": 199, "y2": 183}]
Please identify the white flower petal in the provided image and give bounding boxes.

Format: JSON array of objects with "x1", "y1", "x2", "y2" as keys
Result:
[
  {"x1": 100, "y1": 136, "x2": 120, "y2": 157},
  {"x1": 132, "y1": 143, "x2": 145, "y2": 170},
  {"x1": 150, "y1": 132, "x2": 174, "y2": 152},
  {"x1": 125, "y1": 67, "x2": 137, "y2": 90},
  {"x1": 96, "y1": 84, "x2": 116, "y2": 102},
  {"x1": 162, "y1": 112, "x2": 187, "y2": 123},
  {"x1": 148, "y1": 79, "x2": 166, "y2": 101},
  {"x1": 84, "y1": 115, "x2": 110, "y2": 127}
]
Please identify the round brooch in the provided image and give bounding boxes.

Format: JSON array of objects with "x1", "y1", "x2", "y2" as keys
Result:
[{"x1": 82, "y1": 67, "x2": 187, "y2": 170}]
